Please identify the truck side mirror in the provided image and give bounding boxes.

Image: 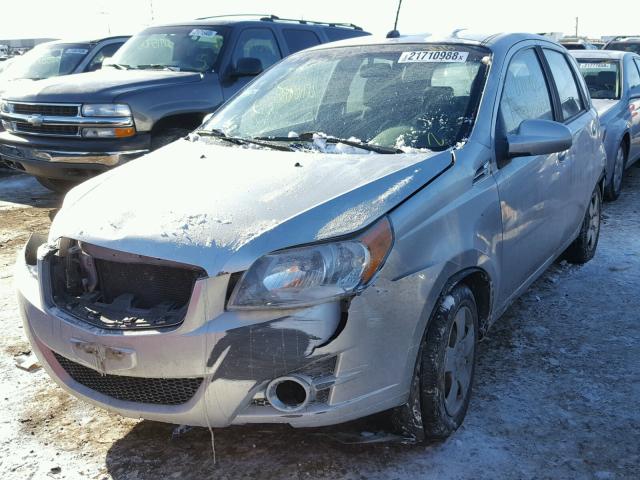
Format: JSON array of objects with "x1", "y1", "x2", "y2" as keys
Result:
[{"x1": 230, "y1": 57, "x2": 263, "y2": 78}]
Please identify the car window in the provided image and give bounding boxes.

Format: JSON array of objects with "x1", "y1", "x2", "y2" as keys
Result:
[
  {"x1": 282, "y1": 29, "x2": 321, "y2": 54},
  {"x1": 577, "y1": 60, "x2": 620, "y2": 99},
  {"x1": 3, "y1": 43, "x2": 91, "y2": 80},
  {"x1": 626, "y1": 59, "x2": 640, "y2": 89},
  {"x1": 86, "y1": 42, "x2": 124, "y2": 72},
  {"x1": 543, "y1": 49, "x2": 585, "y2": 120},
  {"x1": 499, "y1": 49, "x2": 554, "y2": 135},
  {"x1": 232, "y1": 28, "x2": 282, "y2": 71},
  {"x1": 605, "y1": 42, "x2": 640, "y2": 55}
]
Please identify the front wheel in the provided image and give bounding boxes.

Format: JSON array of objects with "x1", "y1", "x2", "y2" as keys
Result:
[
  {"x1": 604, "y1": 143, "x2": 626, "y2": 201},
  {"x1": 392, "y1": 283, "x2": 479, "y2": 441},
  {"x1": 564, "y1": 185, "x2": 601, "y2": 264}
]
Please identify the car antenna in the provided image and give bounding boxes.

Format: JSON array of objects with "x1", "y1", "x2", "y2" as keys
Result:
[{"x1": 386, "y1": 0, "x2": 403, "y2": 38}]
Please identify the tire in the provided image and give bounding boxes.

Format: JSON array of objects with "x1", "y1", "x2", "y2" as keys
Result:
[
  {"x1": 564, "y1": 185, "x2": 602, "y2": 264},
  {"x1": 35, "y1": 176, "x2": 77, "y2": 194},
  {"x1": 392, "y1": 283, "x2": 479, "y2": 441},
  {"x1": 604, "y1": 143, "x2": 626, "y2": 201},
  {"x1": 150, "y1": 128, "x2": 191, "y2": 151}
]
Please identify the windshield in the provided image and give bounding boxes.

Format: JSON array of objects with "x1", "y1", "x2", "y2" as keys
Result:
[
  {"x1": 605, "y1": 42, "x2": 640, "y2": 54},
  {"x1": 204, "y1": 44, "x2": 491, "y2": 152},
  {"x1": 108, "y1": 25, "x2": 227, "y2": 72},
  {"x1": 0, "y1": 43, "x2": 91, "y2": 80},
  {"x1": 577, "y1": 60, "x2": 621, "y2": 99}
]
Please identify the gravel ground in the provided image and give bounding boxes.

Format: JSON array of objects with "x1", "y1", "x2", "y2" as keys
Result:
[{"x1": 0, "y1": 169, "x2": 638, "y2": 480}]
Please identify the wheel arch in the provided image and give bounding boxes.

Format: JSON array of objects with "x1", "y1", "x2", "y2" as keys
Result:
[{"x1": 150, "y1": 112, "x2": 208, "y2": 136}]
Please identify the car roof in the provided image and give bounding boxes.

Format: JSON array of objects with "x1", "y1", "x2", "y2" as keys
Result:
[
  {"x1": 308, "y1": 30, "x2": 557, "y2": 52},
  {"x1": 42, "y1": 36, "x2": 130, "y2": 46},
  {"x1": 570, "y1": 50, "x2": 631, "y2": 60},
  {"x1": 155, "y1": 15, "x2": 365, "y2": 32}
]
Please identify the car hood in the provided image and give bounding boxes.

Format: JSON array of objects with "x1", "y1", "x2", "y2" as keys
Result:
[
  {"x1": 0, "y1": 77, "x2": 34, "y2": 98},
  {"x1": 1, "y1": 69, "x2": 204, "y2": 103},
  {"x1": 592, "y1": 99, "x2": 619, "y2": 118},
  {"x1": 50, "y1": 139, "x2": 453, "y2": 275}
]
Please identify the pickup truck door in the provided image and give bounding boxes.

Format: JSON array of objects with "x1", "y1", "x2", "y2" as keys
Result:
[
  {"x1": 221, "y1": 27, "x2": 283, "y2": 101},
  {"x1": 493, "y1": 47, "x2": 568, "y2": 304}
]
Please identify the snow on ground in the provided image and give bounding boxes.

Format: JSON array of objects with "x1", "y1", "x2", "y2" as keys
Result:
[{"x1": 0, "y1": 168, "x2": 638, "y2": 479}]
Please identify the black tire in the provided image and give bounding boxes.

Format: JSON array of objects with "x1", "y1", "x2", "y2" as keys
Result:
[
  {"x1": 604, "y1": 142, "x2": 626, "y2": 201},
  {"x1": 150, "y1": 128, "x2": 191, "y2": 151},
  {"x1": 392, "y1": 283, "x2": 479, "y2": 441},
  {"x1": 35, "y1": 176, "x2": 77, "y2": 194},
  {"x1": 564, "y1": 185, "x2": 602, "y2": 264}
]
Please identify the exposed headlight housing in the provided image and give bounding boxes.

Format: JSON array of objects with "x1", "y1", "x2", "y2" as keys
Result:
[
  {"x1": 81, "y1": 103, "x2": 131, "y2": 117},
  {"x1": 228, "y1": 217, "x2": 394, "y2": 310},
  {"x1": 82, "y1": 126, "x2": 135, "y2": 138},
  {"x1": 0, "y1": 99, "x2": 13, "y2": 114}
]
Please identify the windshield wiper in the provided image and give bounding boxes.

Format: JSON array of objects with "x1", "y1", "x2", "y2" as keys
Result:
[
  {"x1": 254, "y1": 132, "x2": 404, "y2": 154},
  {"x1": 105, "y1": 63, "x2": 132, "y2": 70},
  {"x1": 133, "y1": 64, "x2": 181, "y2": 72},
  {"x1": 194, "y1": 129, "x2": 294, "y2": 152}
]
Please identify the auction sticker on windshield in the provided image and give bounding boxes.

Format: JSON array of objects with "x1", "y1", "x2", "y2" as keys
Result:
[
  {"x1": 579, "y1": 63, "x2": 615, "y2": 69},
  {"x1": 189, "y1": 29, "x2": 217, "y2": 38},
  {"x1": 399, "y1": 50, "x2": 469, "y2": 63}
]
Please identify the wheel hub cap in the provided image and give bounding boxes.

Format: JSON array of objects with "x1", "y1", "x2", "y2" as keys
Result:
[{"x1": 443, "y1": 306, "x2": 475, "y2": 416}]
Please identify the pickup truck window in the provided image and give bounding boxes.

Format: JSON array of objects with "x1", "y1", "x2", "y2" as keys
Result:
[
  {"x1": 3, "y1": 43, "x2": 91, "y2": 80},
  {"x1": 232, "y1": 28, "x2": 282, "y2": 71},
  {"x1": 87, "y1": 42, "x2": 125, "y2": 72},
  {"x1": 577, "y1": 60, "x2": 620, "y2": 99},
  {"x1": 108, "y1": 25, "x2": 227, "y2": 73}
]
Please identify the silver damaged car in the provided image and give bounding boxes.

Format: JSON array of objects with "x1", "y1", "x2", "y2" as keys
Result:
[{"x1": 16, "y1": 32, "x2": 606, "y2": 441}]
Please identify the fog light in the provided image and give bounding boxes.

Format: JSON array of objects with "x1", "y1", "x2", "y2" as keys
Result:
[{"x1": 82, "y1": 126, "x2": 135, "y2": 138}]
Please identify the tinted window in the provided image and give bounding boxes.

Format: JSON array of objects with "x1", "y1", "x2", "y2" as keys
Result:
[
  {"x1": 543, "y1": 49, "x2": 584, "y2": 120},
  {"x1": 233, "y1": 28, "x2": 281, "y2": 71},
  {"x1": 283, "y1": 29, "x2": 321, "y2": 54},
  {"x1": 577, "y1": 60, "x2": 620, "y2": 99},
  {"x1": 324, "y1": 28, "x2": 366, "y2": 42},
  {"x1": 606, "y1": 42, "x2": 640, "y2": 54},
  {"x1": 499, "y1": 49, "x2": 553, "y2": 134},
  {"x1": 86, "y1": 42, "x2": 124, "y2": 72},
  {"x1": 3, "y1": 43, "x2": 91, "y2": 80},
  {"x1": 626, "y1": 59, "x2": 640, "y2": 88}
]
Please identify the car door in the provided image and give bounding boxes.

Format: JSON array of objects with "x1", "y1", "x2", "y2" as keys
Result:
[
  {"x1": 626, "y1": 58, "x2": 640, "y2": 161},
  {"x1": 493, "y1": 47, "x2": 568, "y2": 303},
  {"x1": 540, "y1": 48, "x2": 594, "y2": 240},
  {"x1": 222, "y1": 27, "x2": 283, "y2": 100}
]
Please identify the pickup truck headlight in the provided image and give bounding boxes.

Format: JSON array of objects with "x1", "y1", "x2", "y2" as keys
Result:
[
  {"x1": 81, "y1": 103, "x2": 131, "y2": 117},
  {"x1": 228, "y1": 217, "x2": 394, "y2": 310}
]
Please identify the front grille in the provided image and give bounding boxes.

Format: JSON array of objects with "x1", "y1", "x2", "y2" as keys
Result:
[
  {"x1": 53, "y1": 352, "x2": 203, "y2": 405},
  {"x1": 93, "y1": 259, "x2": 199, "y2": 309},
  {"x1": 12, "y1": 103, "x2": 79, "y2": 116},
  {"x1": 15, "y1": 122, "x2": 79, "y2": 136}
]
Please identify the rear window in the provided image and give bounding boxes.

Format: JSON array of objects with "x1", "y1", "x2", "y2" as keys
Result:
[
  {"x1": 577, "y1": 60, "x2": 620, "y2": 99},
  {"x1": 605, "y1": 42, "x2": 640, "y2": 54},
  {"x1": 283, "y1": 29, "x2": 321, "y2": 53}
]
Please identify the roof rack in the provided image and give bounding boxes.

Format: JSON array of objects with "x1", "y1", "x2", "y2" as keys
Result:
[{"x1": 195, "y1": 13, "x2": 363, "y2": 30}]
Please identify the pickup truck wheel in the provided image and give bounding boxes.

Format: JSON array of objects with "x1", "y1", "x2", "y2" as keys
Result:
[
  {"x1": 564, "y1": 185, "x2": 601, "y2": 264},
  {"x1": 35, "y1": 176, "x2": 77, "y2": 194},
  {"x1": 391, "y1": 283, "x2": 478, "y2": 441},
  {"x1": 151, "y1": 128, "x2": 191, "y2": 150},
  {"x1": 604, "y1": 143, "x2": 626, "y2": 201}
]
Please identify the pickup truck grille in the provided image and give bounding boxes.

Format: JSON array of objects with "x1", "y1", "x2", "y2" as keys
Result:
[
  {"x1": 15, "y1": 122, "x2": 79, "y2": 136},
  {"x1": 12, "y1": 103, "x2": 79, "y2": 117}
]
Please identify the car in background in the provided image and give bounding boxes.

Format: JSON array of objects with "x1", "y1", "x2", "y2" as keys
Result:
[
  {"x1": 16, "y1": 31, "x2": 605, "y2": 441},
  {"x1": 572, "y1": 50, "x2": 640, "y2": 200},
  {"x1": 560, "y1": 37, "x2": 599, "y2": 50},
  {"x1": 0, "y1": 37, "x2": 129, "y2": 97},
  {"x1": 0, "y1": 15, "x2": 370, "y2": 192},
  {"x1": 604, "y1": 37, "x2": 640, "y2": 54}
]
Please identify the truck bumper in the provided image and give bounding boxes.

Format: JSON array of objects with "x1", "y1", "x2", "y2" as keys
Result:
[{"x1": 0, "y1": 131, "x2": 150, "y2": 180}]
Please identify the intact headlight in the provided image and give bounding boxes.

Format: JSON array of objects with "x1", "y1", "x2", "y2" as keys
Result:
[
  {"x1": 228, "y1": 217, "x2": 394, "y2": 310},
  {"x1": 81, "y1": 103, "x2": 131, "y2": 117}
]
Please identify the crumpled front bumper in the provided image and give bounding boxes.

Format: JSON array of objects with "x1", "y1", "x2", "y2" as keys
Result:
[{"x1": 14, "y1": 241, "x2": 430, "y2": 428}]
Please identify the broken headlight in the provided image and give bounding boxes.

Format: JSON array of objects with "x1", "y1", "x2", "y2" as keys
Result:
[{"x1": 228, "y1": 217, "x2": 393, "y2": 310}]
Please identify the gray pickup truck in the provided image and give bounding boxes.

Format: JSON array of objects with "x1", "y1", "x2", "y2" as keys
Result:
[{"x1": 0, "y1": 15, "x2": 369, "y2": 192}]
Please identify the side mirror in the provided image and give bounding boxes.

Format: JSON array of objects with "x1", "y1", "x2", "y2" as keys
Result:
[
  {"x1": 229, "y1": 57, "x2": 263, "y2": 78},
  {"x1": 629, "y1": 87, "x2": 640, "y2": 100},
  {"x1": 507, "y1": 119, "x2": 572, "y2": 158}
]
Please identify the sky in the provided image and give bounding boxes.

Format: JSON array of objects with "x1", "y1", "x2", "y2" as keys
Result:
[{"x1": 0, "y1": 0, "x2": 637, "y2": 41}]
